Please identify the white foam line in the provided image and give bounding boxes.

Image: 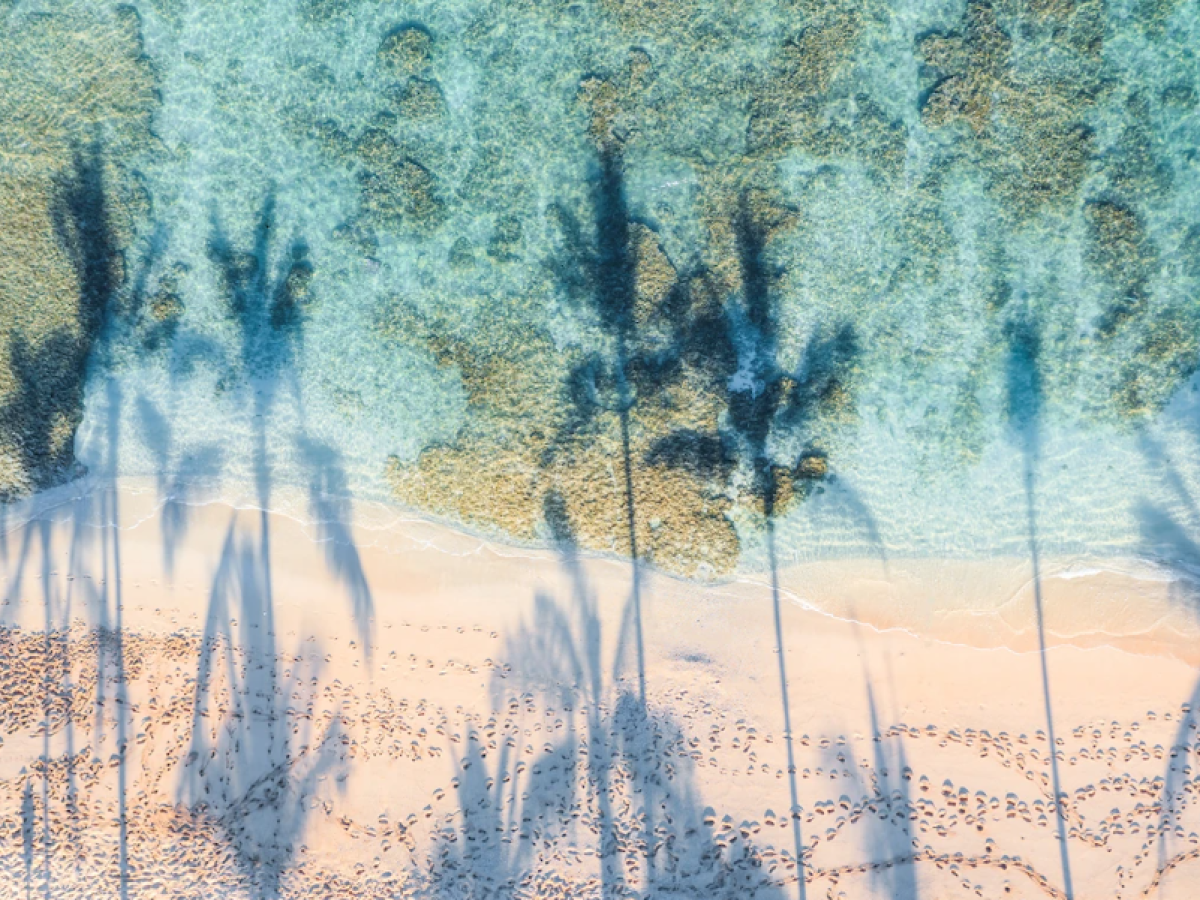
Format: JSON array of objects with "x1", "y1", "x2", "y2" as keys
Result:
[
  {"x1": 4, "y1": 479, "x2": 1200, "y2": 664},
  {"x1": 725, "y1": 571, "x2": 1197, "y2": 664}
]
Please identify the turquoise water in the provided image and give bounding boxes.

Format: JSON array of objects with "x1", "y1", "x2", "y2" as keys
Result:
[{"x1": 6, "y1": 0, "x2": 1198, "y2": 572}]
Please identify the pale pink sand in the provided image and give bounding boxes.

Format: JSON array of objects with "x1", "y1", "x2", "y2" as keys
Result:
[{"x1": 1, "y1": 480, "x2": 1198, "y2": 898}]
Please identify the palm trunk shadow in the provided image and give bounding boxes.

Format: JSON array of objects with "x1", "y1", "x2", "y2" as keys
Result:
[
  {"x1": 767, "y1": 510, "x2": 809, "y2": 900},
  {"x1": 848, "y1": 607, "x2": 920, "y2": 899},
  {"x1": 36, "y1": 520, "x2": 53, "y2": 900},
  {"x1": 1007, "y1": 313, "x2": 1074, "y2": 900},
  {"x1": 21, "y1": 778, "x2": 34, "y2": 900},
  {"x1": 587, "y1": 146, "x2": 646, "y2": 704},
  {"x1": 105, "y1": 381, "x2": 131, "y2": 900}
]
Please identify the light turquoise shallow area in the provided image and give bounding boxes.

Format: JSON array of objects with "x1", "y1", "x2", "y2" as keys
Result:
[{"x1": 13, "y1": 0, "x2": 1197, "y2": 571}]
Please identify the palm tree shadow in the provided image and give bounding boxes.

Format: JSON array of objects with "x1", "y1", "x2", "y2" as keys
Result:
[
  {"x1": 174, "y1": 191, "x2": 364, "y2": 897},
  {"x1": 569, "y1": 186, "x2": 864, "y2": 898},
  {"x1": 432, "y1": 490, "x2": 790, "y2": 897},
  {"x1": 182, "y1": 518, "x2": 346, "y2": 898},
  {"x1": 545, "y1": 146, "x2": 649, "y2": 702},
  {"x1": 540, "y1": 167, "x2": 861, "y2": 897},
  {"x1": 723, "y1": 193, "x2": 862, "y2": 900}
]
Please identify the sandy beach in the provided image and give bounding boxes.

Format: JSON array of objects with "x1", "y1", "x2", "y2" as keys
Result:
[{"x1": 0, "y1": 480, "x2": 1196, "y2": 899}]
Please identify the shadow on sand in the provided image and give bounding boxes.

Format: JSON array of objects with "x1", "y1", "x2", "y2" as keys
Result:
[
  {"x1": 178, "y1": 188, "x2": 372, "y2": 898},
  {"x1": 430, "y1": 491, "x2": 793, "y2": 898}
]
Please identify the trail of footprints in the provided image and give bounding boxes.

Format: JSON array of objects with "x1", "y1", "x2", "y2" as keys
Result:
[{"x1": 1, "y1": 620, "x2": 1199, "y2": 897}]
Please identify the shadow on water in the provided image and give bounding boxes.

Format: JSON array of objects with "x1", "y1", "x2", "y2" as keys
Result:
[
  {"x1": 433, "y1": 491, "x2": 791, "y2": 898},
  {"x1": 1005, "y1": 310, "x2": 1075, "y2": 900},
  {"x1": 547, "y1": 146, "x2": 648, "y2": 703}
]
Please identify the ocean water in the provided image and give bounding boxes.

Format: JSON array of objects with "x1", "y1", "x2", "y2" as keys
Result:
[{"x1": 4, "y1": 0, "x2": 1200, "y2": 580}]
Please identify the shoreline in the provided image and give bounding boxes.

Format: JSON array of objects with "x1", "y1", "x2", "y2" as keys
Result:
[{"x1": 5, "y1": 475, "x2": 1200, "y2": 663}]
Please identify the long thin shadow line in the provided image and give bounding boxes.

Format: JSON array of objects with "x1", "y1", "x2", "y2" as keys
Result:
[
  {"x1": 617, "y1": 384, "x2": 646, "y2": 705},
  {"x1": 113, "y1": 505, "x2": 129, "y2": 900},
  {"x1": 61, "y1": 506, "x2": 83, "y2": 882},
  {"x1": 1138, "y1": 433, "x2": 1200, "y2": 869},
  {"x1": 610, "y1": 384, "x2": 650, "y2": 891},
  {"x1": 23, "y1": 779, "x2": 34, "y2": 900},
  {"x1": 1024, "y1": 460, "x2": 1074, "y2": 900},
  {"x1": 854, "y1": 617, "x2": 919, "y2": 900},
  {"x1": 103, "y1": 382, "x2": 130, "y2": 900},
  {"x1": 37, "y1": 522, "x2": 52, "y2": 900},
  {"x1": 767, "y1": 513, "x2": 807, "y2": 900}
]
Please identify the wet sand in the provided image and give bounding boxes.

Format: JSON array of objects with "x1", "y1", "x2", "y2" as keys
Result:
[{"x1": 2, "y1": 480, "x2": 1200, "y2": 898}]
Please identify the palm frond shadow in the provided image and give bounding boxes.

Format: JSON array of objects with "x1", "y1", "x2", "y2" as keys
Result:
[
  {"x1": 181, "y1": 519, "x2": 346, "y2": 898},
  {"x1": 296, "y1": 436, "x2": 375, "y2": 665},
  {"x1": 429, "y1": 492, "x2": 791, "y2": 898},
  {"x1": 170, "y1": 190, "x2": 372, "y2": 897}
]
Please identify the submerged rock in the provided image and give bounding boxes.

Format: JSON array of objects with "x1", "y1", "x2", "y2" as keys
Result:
[
  {"x1": 486, "y1": 216, "x2": 524, "y2": 263},
  {"x1": 377, "y1": 24, "x2": 433, "y2": 79},
  {"x1": 917, "y1": 0, "x2": 1103, "y2": 218},
  {"x1": 387, "y1": 77, "x2": 447, "y2": 120},
  {"x1": 347, "y1": 129, "x2": 446, "y2": 231}
]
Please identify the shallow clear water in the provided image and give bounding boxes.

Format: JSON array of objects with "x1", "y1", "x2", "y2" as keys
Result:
[{"x1": 4, "y1": 0, "x2": 1199, "y2": 577}]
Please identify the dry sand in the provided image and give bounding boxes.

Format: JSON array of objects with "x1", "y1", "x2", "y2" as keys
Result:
[{"x1": 1, "y1": 479, "x2": 1200, "y2": 899}]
